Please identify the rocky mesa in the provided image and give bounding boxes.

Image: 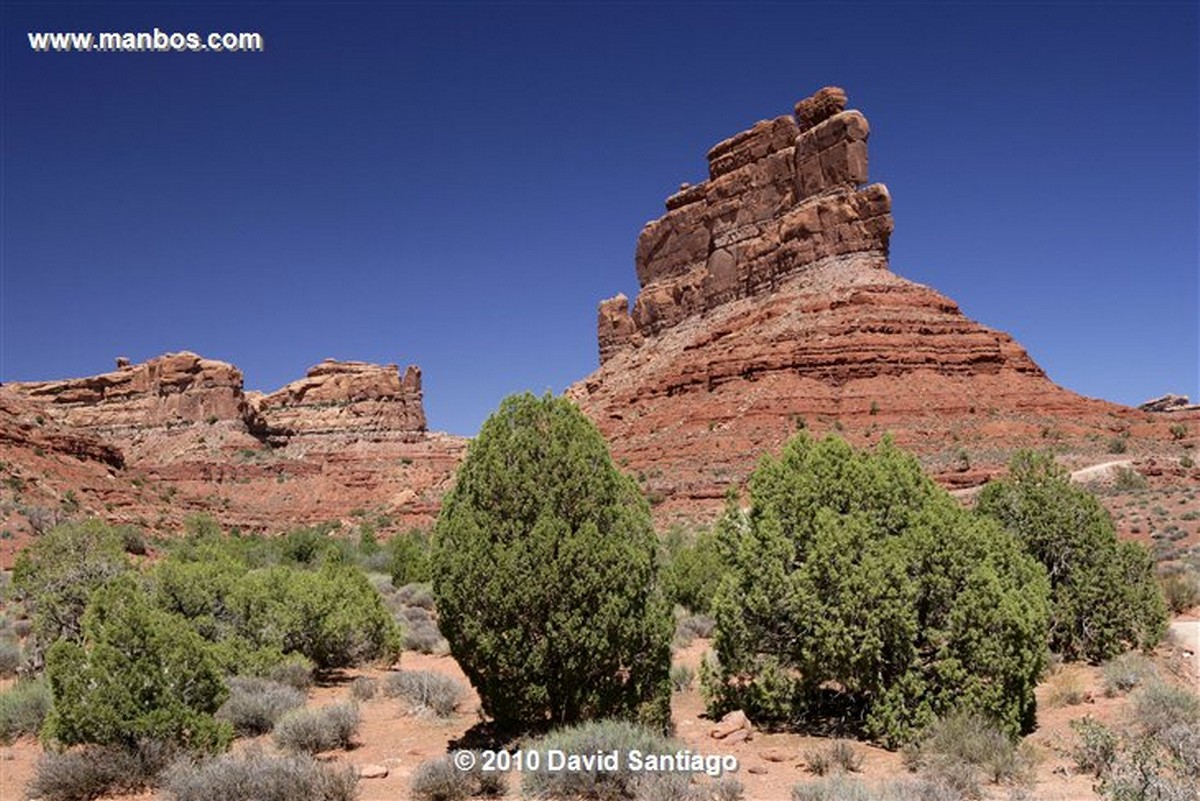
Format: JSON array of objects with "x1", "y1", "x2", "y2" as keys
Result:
[
  {"x1": 0, "y1": 353, "x2": 465, "y2": 563},
  {"x1": 569, "y1": 87, "x2": 1179, "y2": 520}
]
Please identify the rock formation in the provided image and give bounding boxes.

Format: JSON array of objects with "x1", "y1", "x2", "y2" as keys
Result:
[
  {"x1": 570, "y1": 87, "x2": 1157, "y2": 520},
  {"x1": 1, "y1": 353, "x2": 465, "y2": 553}
]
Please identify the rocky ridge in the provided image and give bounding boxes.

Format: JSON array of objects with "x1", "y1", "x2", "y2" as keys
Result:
[
  {"x1": 1, "y1": 353, "x2": 465, "y2": 563},
  {"x1": 570, "y1": 87, "x2": 1183, "y2": 520}
]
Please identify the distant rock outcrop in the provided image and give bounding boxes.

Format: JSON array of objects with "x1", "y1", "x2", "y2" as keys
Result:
[
  {"x1": 570, "y1": 87, "x2": 1146, "y2": 520},
  {"x1": 2, "y1": 353, "x2": 465, "y2": 542},
  {"x1": 1139, "y1": 394, "x2": 1198, "y2": 413}
]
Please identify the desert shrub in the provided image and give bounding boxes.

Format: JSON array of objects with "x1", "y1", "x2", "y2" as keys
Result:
[
  {"x1": 1070, "y1": 717, "x2": 1118, "y2": 776},
  {"x1": 403, "y1": 623, "x2": 446, "y2": 654},
  {"x1": 382, "y1": 669, "x2": 464, "y2": 717},
  {"x1": 1113, "y1": 466, "x2": 1149, "y2": 492},
  {"x1": 1160, "y1": 568, "x2": 1200, "y2": 613},
  {"x1": 388, "y1": 530, "x2": 432, "y2": 587},
  {"x1": 791, "y1": 775, "x2": 871, "y2": 801},
  {"x1": 703, "y1": 776, "x2": 745, "y2": 801},
  {"x1": 673, "y1": 611, "x2": 716, "y2": 647},
  {"x1": 410, "y1": 753, "x2": 507, "y2": 801},
  {"x1": 396, "y1": 582, "x2": 436, "y2": 610},
  {"x1": 350, "y1": 675, "x2": 377, "y2": 701},
  {"x1": 44, "y1": 576, "x2": 230, "y2": 753},
  {"x1": 705, "y1": 434, "x2": 1050, "y2": 745},
  {"x1": 215, "y1": 676, "x2": 305, "y2": 736},
  {"x1": 272, "y1": 703, "x2": 359, "y2": 754},
  {"x1": 0, "y1": 639, "x2": 22, "y2": 676},
  {"x1": 1101, "y1": 652, "x2": 1159, "y2": 696},
  {"x1": 162, "y1": 746, "x2": 358, "y2": 801},
  {"x1": 11, "y1": 520, "x2": 130, "y2": 649},
  {"x1": 1130, "y1": 680, "x2": 1200, "y2": 738},
  {"x1": 1044, "y1": 667, "x2": 1088, "y2": 708},
  {"x1": 226, "y1": 562, "x2": 401, "y2": 669},
  {"x1": 977, "y1": 451, "x2": 1168, "y2": 662},
  {"x1": 805, "y1": 740, "x2": 862, "y2": 775},
  {"x1": 410, "y1": 756, "x2": 473, "y2": 801},
  {"x1": 0, "y1": 677, "x2": 51, "y2": 743},
  {"x1": 906, "y1": 711, "x2": 1036, "y2": 795},
  {"x1": 521, "y1": 718, "x2": 690, "y2": 800},
  {"x1": 661, "y1": 527, "x2": 725, "y2": 614},
  {"x1": 13, "y1": 618, "x2": 32, "y2": 638},
  {"x1": 267, "y1": 653, "x2": 315, "y2": 690},
  {"x1": 367, "y1": 572, "x2": 395, "y2": 595},
  {"x1": 1075, "y1": 680, "x2": 1200, "y2": 800},
  {"x1": 27, "y1": 741, "x2": 172, "y2": 801},
  {"x1": 670, "y1": 664, "x2": 694, "y2": 692},
  {"x1": 432, "y1": 393, "x2": 672, "y2": 731}
]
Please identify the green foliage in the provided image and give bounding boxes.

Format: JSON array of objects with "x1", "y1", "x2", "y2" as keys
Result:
[
  {"x1": 976, "y1": 451, "x2": 1168, "y2": 662},
  {"x1": 387, "y1": 529, "x2": 432, "y2": 587},
  {"x1": 149, "y1": 540, "x2": 400, "y2": 672},
  {"x1": 432, "y1": 393, "x2": 672, "y2": 731},
  {"x1": 44, "y1": 576, "x2": 231, "y2": 753},
  {"x1": 705, "y1": 434, "x2": 1050, "y2": 745},
  {"x1": 906, "y1": 711, "x2": 1038, "y2": 794},
  {"x1": 0, "y1": 677, "x2": 52, "y2": 744},
  {"x1": 12, "y1": 520, "x2": 131, "y2": 648},
  {"x1": 226, "y1": 562, "x2": 401, "y2": 669},
  {"x1": 661, "y1": 526, "x2": 725, "y2": 614}
]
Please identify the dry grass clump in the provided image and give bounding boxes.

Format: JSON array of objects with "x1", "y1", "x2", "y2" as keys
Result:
[
  {"x1": 349, "y1": 675, "x2": 378, "y2": 701},
  {"x1": 215, "y1": 676, "x2": 305, "y2": 736},
  {"x1": 272, "y1": 703, "x2": 359, "y2": 754},
  {"x1": 805, "y1": 740, "x2": 862, "y2": 775},
  {"x1": 382, "y1": 669, "x2": 464, "y2": 717},
  {"x1": 1043, "y1": 667, "x2": 1088, "y2": 708},
  {"x1": 0, "y1": 639, "x2": 22, "y2": 677},
  {"x1": 162, "y1": 746, "x2": 357, "y2": 801},
  {"x1": 27, "y1": 742, "x2": 173, "y2": 801},
  {"x1": 409, "y1": 754, "x2": 507, "y2": 801},
  {"x1": 1100, "y1": 652, "x2": 1158, "y2": 697},
  {"x1": 902, "y1": 712, "x2": 1037, "y2": 799}
]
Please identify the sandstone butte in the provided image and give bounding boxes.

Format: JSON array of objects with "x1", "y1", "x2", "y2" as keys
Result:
[
  {"x1": 1, "y1": 87, "x2": 1195, "y2": 560},
  {"x1": 566, "y1": 86, "x2": 1194, "y2": 522},
  {"x1": 0, "y1": 353, "x2": 465, "y2": 566}
]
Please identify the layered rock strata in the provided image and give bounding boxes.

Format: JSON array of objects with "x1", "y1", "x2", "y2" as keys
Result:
[
  {"x1": 571, "y1": 87, "x2": 1145, "y2": 521},
  {"x1": 2, "y1": 353, "x2": 465, "y2": 542}
]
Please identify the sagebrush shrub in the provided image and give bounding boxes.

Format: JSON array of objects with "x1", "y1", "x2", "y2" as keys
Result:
[
  {"x1": 27, "y1": 741, "x2": 172, "y2": 801},
  {"x1": 806, "y1": 740, "x2": 861, "y2": 775},
  {"x1": 0, "y1": 677, "x2": 51, "y2": 743},
  {"x1": 409, "y1": 754, "x2": 508, "y2": 801},
  {"x1": 272, "y1": 703, "x2": 359, "y2": 754},
  {"x1": 1101, "y1": 652, "x2": 1158, "y2": 696},
  {"x1": 1160, "y1": 568, "x2": 1200, "y2": 613},
  {"x1": 433, "y1": 393, "x2": 672, "y2": 731},
  {"x1": 0, "y1": 639, "x2": 22, "y2": 677},
  {"x1": 349, "y1": 675, "x2": 377, "y2": 701},
  {"x1": 215, "y1": 676, "x2": 305, "y2": 736},
  {"x1": 520, "y1": 719, "x2": 690, "y2": 800},
  {"x1": 382, "y1": 669, "x2": 464, "y2": 717},
  {"x1": 163, "y1": 746, "x2": 358, "y2": 801},
  {"x1": 706, "y1": 434, "x2": 1050, "y2": 745},
  {"x1": 1070, "y1": 717, "x2": 1117, "y2": 777}
]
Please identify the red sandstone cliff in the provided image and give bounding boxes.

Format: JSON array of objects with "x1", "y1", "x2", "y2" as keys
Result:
[
  {"x1": 569, "y1": 87, "x2": 1164, "y2": 521},
  {"x1": 0, "y1": 353, "x2": 465, "y2": 563}
]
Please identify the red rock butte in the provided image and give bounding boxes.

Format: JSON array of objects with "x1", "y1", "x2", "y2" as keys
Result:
[
  {"x1": 569, "y1": 86, "x2": 1161, "y2": 520},
  {"x1": 0, "y1": 353, "x2": 465, "y2": 564}
]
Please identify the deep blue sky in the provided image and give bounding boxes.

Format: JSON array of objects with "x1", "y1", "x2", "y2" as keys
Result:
[{"x1": 2, "y1": 2, "x2": 1197, "y2": 436}]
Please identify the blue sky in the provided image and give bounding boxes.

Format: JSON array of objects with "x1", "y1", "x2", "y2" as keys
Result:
[{"x1": 2, "y1": 2, "x2": 1196, "y2": 436}]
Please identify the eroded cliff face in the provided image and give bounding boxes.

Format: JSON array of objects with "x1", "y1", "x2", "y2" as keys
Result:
[
  {"x1": 1, "y1": 353, "x2": 465, "y2": 556},
  {"x1": 570, "y1": 87, "x2": 1143, "y2": 521}
]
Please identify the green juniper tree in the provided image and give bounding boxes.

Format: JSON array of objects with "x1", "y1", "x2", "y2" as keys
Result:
[
  {"x1": 432, "y1": 393, "x2": 672, "y2": 731},
  {"x1": 704, "y1": 434, "x2": 1050, "y2": 745},
  {"x1": 976, "y1": 451, "x2": 1166, "y2": 662}
]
